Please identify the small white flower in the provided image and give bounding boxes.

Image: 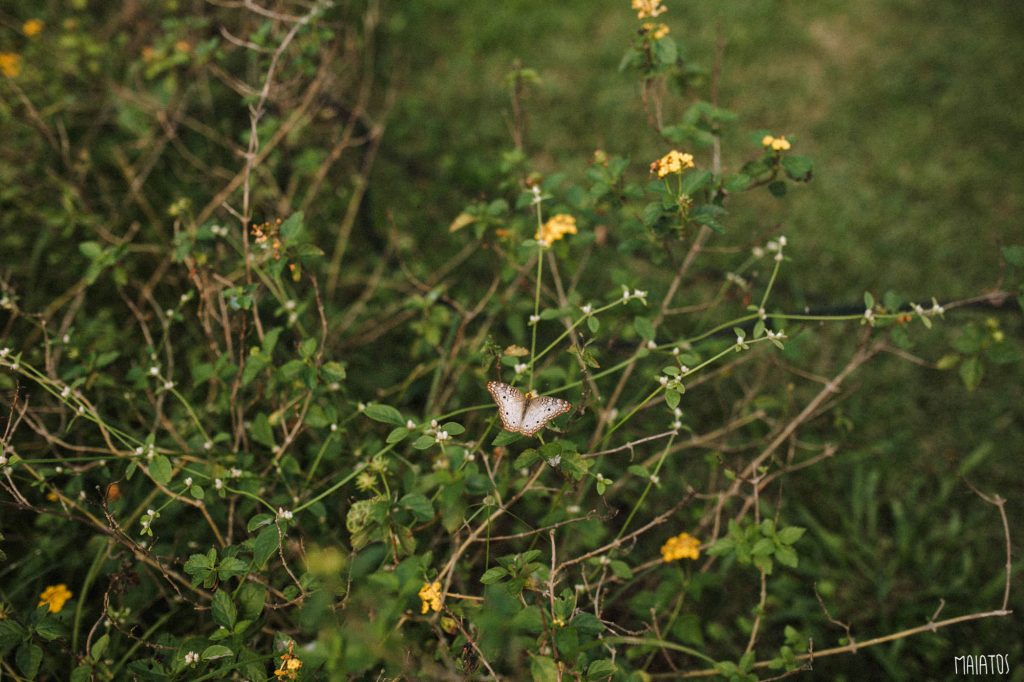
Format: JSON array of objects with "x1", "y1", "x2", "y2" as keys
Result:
[
  {"x1": 529, "y1": 314, "x2": 540, "y2": 325},
  {"x1": 607, "y1": 408, "x2": 619, "y2": 421},
  {"x1": 465, "y1": 452, "x2": 476, "y2": 461},
  {"x1": 758, "y1": 307, "x2": 767, "y2": 320},
  {"x1": 674, "y1": 407, "x2": 683, "y2": 417},
  {"x1": 530, "y1": 185, "x2": 543, "y2": 205},
  {"x1": 672, "y1": 420, "x2": 683, "y2": 429},
  {"x1": 184, "y1": 477, "x2": 193, "y2": 487},
  {"x1": 930, "y1": 299, "x2": 945, "y2": 315},
  {"x1": 574, "y1": 583, "x2": 586, "y2": 592},
  {"x1": 435, "y1": 430, "x2": 450, "y2": 443},
  {"x1": 752, "y1": 245, "x2": 765, "y2": 258},
  {"x1": 547, "y1": 455, "x2": 561, "y2": 467},
  {"x1": 766, "y1": 240, "x2": 780, "y2": 252},
  {"x1": 911, "y1": 302, "x2": 926, "y2": 316},
  {"x1": 632, "y1": 288, "x2": 647, "y2": 300},
  {"x1": 0, "y1": 455, "x2": 7, "y2": 466},
  {"x1": 774, "y1": 252, "x2": 783, "y2": 262},
  {"x1": 285, "y1": 300, "x2": 297, "y2": 311},
  {"x1": 778, "y1": 235, "x2": 788, "y2": 247},
  {"x1": 184, "y1": 651, "x2": 199, "y2": 665},
  {"x1": 646, "y1": 340, "x2": 657, "y2": 350},
  {"x1": 567, "y1": 504, "x2": 581, "y2": 514},
  {"x1": 671, "y1": 347, "x2": 680, "y2": 356},
  {"x1": 134, "y1": 446, "x2": 143, "y2": 456},
  {"x1": 736, "y1": 334, "x2": 745, "y2": 345},
  {"x1": 332, "y1": 423, "x2": 340, "y2": 432},
  {"x1": 180, "y1": 293, "x2": 189, "y2": 303},
  {"x1": 163, "y1": 380, "x2": 175, "y2": 391},
  {"x1": 203, "y1": 441, "x2": 213, "y2": 451},
  {"x1": 147, "y1": 508, "x2": 155, "y2": 516},
  {"x1": 230, "y1": 467, "x2": 242, "y2": 478},
  {"x1": 55, "y1": 466, "x2": 63, "y2": 474},
  {"x1": 149, "y1": 366, "x2": 160, "y2": 376},
  {"x1": 658, "y1": 376, "x2": 669, "y2": 386},
  {"x1": 165, "y1": 309, "x2": 174, "y2": 319},
  {"x1": 214, "y1": 478, "x2": 223, "y2": 490},
  {"x1": 288, "y1": 312, "x2": 298, "y2": 325},
  {"x1": 357, "y1": 402, "x2": 366, "y2": 412},
  {"x1": 581, "y1": 303, "x2": 593, "y2": 315},
  {"x1": 76, "y1": 405, "x2": 84, "y2": 415},
  {"x1": 277, "y1": 507, "x2": 294, "y2": 520},
  {"x1": 10, "y1": 362, "x2": 18, "y2": 371},
  {"x1": 78, "y1": 490, "x2": 86, "y2": 500},
  {"x1": 514, "y1": 362, "x2": 528, "y2": 375},
  {"x1": 60, "y1": 386, "x2": 71, "y2": 398},
  {"x1": 649, "y1": 474, "x2": 660, "y2": 485},
  {"x1": 98, "y1": 459, "x2": 106, "y2": 466},
  {"x1": 598, "y1": 555, "x2": 611, "y2": 565},
  {"x1": 62, "y1": 334, "x2": 71, "y2": 344},
  {"x1": 864, "y1": 308, "x2": 875, "y2": 323},
  {"x1": 680, "y1": 365, "x2": 690, "y2": 374},
  {"x1": 622, "y1": 289, "x2": 631, "y2": 302},
  {"x1": 431, "y1": 419, "x2": 439, "y2": 428}
]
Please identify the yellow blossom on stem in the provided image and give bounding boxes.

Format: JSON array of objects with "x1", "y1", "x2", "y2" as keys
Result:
[
  {"x1": 762, "y1": 135, "x2": 792, "y2": 152},
  {"x1": 632, "y1": 0, "x2": 667, "y2": 20},
  {"x1": 174, "y1": 40, "x2": 191, "y2": 53},
  {"x1": 660, "y1": 532, "x2": 701, "y2": 562},
  {"x1": 650, "y1": 150, "x2": 695, "y2": 178},
  {"x1": 642, "y1": 22, "x2": 670, "y2": 40},
  {"x1": 535, "y1": 214, "x2": 577, "y2": 246},
  {"x1": 23, "y1": 19, "x2": 44, "y2": 38},
  {"x1": 418, "y1": 581, "x2": 443, "y2": 614},
  {"x1": 39, "y1": 584, "x2": 73, "y2": 613},
  {"x1": 0, "y1": 53, "x2": 22, "y2": 79},
  {"x1": 274, "y1": 642, "x2": 303, "y2": 680}
]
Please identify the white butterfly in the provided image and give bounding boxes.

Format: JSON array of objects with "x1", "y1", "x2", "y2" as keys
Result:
[{"x1": 487, "y1": 381, "x2": 572, "y2": 437}]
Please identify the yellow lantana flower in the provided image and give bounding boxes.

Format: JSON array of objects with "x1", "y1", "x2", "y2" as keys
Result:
[
  {"x1": 23, "y1": 19, "x2": 44, "y2": 38},
  {"x1": 0, "y1": 53, "x2": 22, "y2": 79},
  {"x1": 39, "y1": 584, "x2": 73, "y2": 613},
  {"x1": 418, "y1": 581, "x2": 443, "y2": 614},
  {"x1": 632, "y1": 0, "x2": 667, "y2": 20},
  {"x1": 762, "y1": 135, "x2": 792, "y2": 152},
  {"x1": 650, "y1": 150, "x2": 695, "y2": 178},
  {"x1": 660, "y1": 533, "x2": 701, "y2": 562},
  {"x1": 535, "y1": 214, "x2": 578, "y2": 246},
  {"x1": 642, "y1": 22, "x2": 670, "y2": 40},
  {"x1": 274, "y1": 641, "x2": 303, "y2": 680}
]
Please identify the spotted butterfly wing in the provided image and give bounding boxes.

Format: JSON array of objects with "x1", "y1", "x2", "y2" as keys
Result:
[
  {"x1": 519, "y1": 395, "x2": 573, "y2": 436},
  {"x1": 487, "y1": 381, "x2": 526, "y2": 433},
  {"x1": 487, "y1": 381, "x2": 572, "y2": 436}
]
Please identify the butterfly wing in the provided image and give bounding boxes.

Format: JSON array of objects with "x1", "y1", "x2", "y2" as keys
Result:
[
  {"x1": 487, "y1": 381, "x2": 526, "y2": 433},
  {"x1": 519, "y1": 395, "x2": 572, "y2": 436}
]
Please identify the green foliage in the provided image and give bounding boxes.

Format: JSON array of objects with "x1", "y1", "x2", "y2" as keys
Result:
[{"x1": 0, "y1": 0, "x2": 1020, "y2": 680}]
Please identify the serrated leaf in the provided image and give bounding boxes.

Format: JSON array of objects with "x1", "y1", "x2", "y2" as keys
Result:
[
  {"x1": 587, "y1": 659, "x2": 618, "y2": 680},
  {"x1": 250, "y1": 413, "x2": 276, "y2": 449},
  {"x1": 252, "y1": 526, "x2": 279, "y2": 570},
  {"x1": 775, "y1": 545, "x2": 799, "y2": 568},
  {"x1": 16, "y1": 642, "x2": 42, "y2": 678},
  {"x1": 201, "y1": 645, "x2": 233, "y2": 661},
  {"x1": 530, "y1": 654, "x2": 560, "y2": 682},
  {"x1": 480, "y1": 567, "x2": 508, "y2": 584},
  {"x1": 777, "y1": 526, "x2": 806, "y2": 545},
  {"x1": 400, "y1": 493, "x2": 434, "y2": 522},
  {"x1": 212, "y1": 590, "x2": 237, "y2": 630},
  {"x1": 751, "y1": 538, "x2": 775, "y2": 556},
  {"x1": 247, "y1": 513, "x2": 274, "y2": 532}
]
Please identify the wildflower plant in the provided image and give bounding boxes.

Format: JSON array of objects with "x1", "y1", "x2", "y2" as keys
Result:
[{"x1": 0, "y1": 1, "x2": 1020, "y2": 681}]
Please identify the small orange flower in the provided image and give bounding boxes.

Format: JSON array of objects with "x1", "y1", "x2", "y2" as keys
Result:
[
  {"x1": 23, "y1": 19, "x2": 44, "y2": 38},
  {"x1": 660, "y1": 532, "x2": 701, "y2": 562},
  {"x1": 0, "y1": 53, "x2": 22, "y2": 79},
  {"x1": 174, "y1": 40, "x2": 191, "y2": 54},
  {"x1": 39, "y1": 584, "x2": 73, "y2": 613},
  {"x1": 274, "y1": 641, "x2": 303, "y2": 680},
  {"x1": 141, "y1": 46, "x2": 156, "y2": 63}
]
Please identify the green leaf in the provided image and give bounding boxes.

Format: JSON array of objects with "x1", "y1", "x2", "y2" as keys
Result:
[
  {"x1": 767, "y1": 180, "x2": 787, "y2": 197},
  {"x1": 609, "y1": 560, "x2": 633, "y2": 580},
  {"x1": 16, "y1": 642, "x2": 42, "y2": 679},
  {"x1": 775, "y1": 545, "x2": 798, "y2": 568},
  {"x1": 32, "y1": 619, "x2": 63, "y2": 642},
  {"x1": 514, "y1": 449, "x2": 541, "y2": 469},
  {"x1": 706, "y1": 537, "x2": 735, "y2": 556},
  {"x1": 587, "y1": 658, "x2": 618, "y2": 680},
  {"x1": 250, "y1": 413, "x2": 276, "y2": 449},
  {"x1": 364, "y1": 403, "x2": 405, "y2": 425},
  {"x1": 441, "y1": 421, "x2": 465, "y2": 435},
  {"x1": 959, "y1": 355, "x2": 983, "y2": 391},
  {"x1": 863, "y1": 291, "x2": 875, "y2": 309},
  {"x1": 400, "y1": 493, "x2": 434, "y2": 522},
  {"x1": 322, "y1": 361, "x2": 347, "y2": 382},
  {"x1": 1001, "y1": 245, "x2": 1024, "y2": 267},
  {"x1": 70, "y1": 665, "x2": 93, "y2": 682},
  {"x1": 247, "y1": 513, "x2": 274, "y2": 532},
  {"x1": 492, "y1": 430, "x2": 521, "y2": 446},
  {"x1": 0, "y1": 619, "x2": 26, "y2": 649},
  {"x1": 218, "y1": 556, "x2": 249, "y2": 581},
  {"x1": 480, "y1": 567, "x2": 508, "y2": 584},
  {"x1": 781, "y1": 155, "x2": 813, "y2": 181},
  {"x1": 190, "y1": 484, "x2": 205, "y2": 500},
  {"x1": 252, "y1": 526, "x2": 279, "y2": 569},
  {"x1": 412, "y1": 435, "x2": 436, "y2": 450},
  {"x1": 212, "y1": 590, "x2": 237, "y2": 630},
  {"x1": 201, "y1": 645, "x2": 234, "y2": 661},
  {"x1": 776, "y1": 526, "x2": 806, "y2": 545},
  {"x1": 279, "y1": 212, "x2": 305, "y2": 241},
  {"x1": 666, "y1": 389, "x2": 680, "y2": 409},
  {"x1": 587, "y1": 315, "x2": 599, "y2": 333},
  {"x1": 238, "y1": 583, "x2": 267, "y2": 620},
  {"x1": 681, "y1": 169, "x2": 713, "y2": 195},
  {"x1": 530, "y1": 654, "x2": 560, "y2": 682},
  {"x1": 751, "y1": 538, "x2": 775, "y2": 556},
  {"x1": 386, "y1": 427, "x2": 410, "y2": 444},
  {"x1": 633, "y1": 316, "x2": 655, "y2": 341},
  {"x1": 149, "y1": 455, "x2": 172, "y2": 485}
]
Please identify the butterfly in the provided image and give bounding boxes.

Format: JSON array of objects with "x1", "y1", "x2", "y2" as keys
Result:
[{"x1": 487, "y1": 381, "x2": 572, "y2": 437}]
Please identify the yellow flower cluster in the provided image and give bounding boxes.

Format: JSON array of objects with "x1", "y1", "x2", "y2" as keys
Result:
[
  {"x1": 0, "y1": 53, "x2": 22, "y2": 79},
  {"x1": 39, "y1": 584, "x2": 73, "y2": 613},
  {"x1": 642, "y1": 22, "x2": 670, "y2": 40},
  {"x1": 23, "y1": 19, "x2": 44, "y2": 37},
  {"x1": 418, "y1": 581, "x2": 443, "y2": 614},
  {"x1": 274, "y1": 642, "x2": 303, "y2": 680},
  {"x1": 762, "y1": 135, "x2": 792, "y2": 152},
  {"x1": 660, "y1": 532, "x2": 701, "y2": 562},
  {"x1": 650, "y1": 150, "x2": 695, "y2": 178},
  {"x1": 535, "y1": 214, "x2": 578, "y2": 246},
  {"x1": 632, "y1": 0, "x2": 667, "y2": 20}
]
